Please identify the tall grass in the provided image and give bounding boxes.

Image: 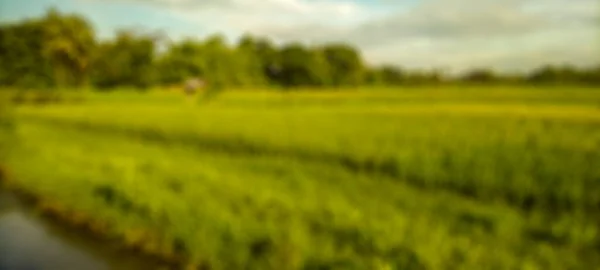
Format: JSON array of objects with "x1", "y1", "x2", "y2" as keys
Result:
[
  {"x1": 3, "y1": 86, "x2": 600, "y2": 269},
  {"x1": 17, "y1": 88, "x2": 600, "y2": 213}
]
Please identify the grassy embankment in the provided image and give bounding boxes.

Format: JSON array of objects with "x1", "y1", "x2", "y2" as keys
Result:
[{"x1": 1, "y1": 86, "x2": 599, "y2": 269}]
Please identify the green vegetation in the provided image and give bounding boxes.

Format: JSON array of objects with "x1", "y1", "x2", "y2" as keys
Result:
[
  {"x1": 1, "y1": 7, "x2": 599, "y2": 270},
  {"x1": 1, "y1": 9, "x2": 599, "y2": 91},
  {"x1": 2, "y1": 87, "x2": 599, "y2": 269}
]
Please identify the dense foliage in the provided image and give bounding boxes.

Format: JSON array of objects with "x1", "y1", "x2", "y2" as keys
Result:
[
  {"x1": 4, "y1": 88, "x2": 600, "y2": 269},
  {"x1": 1, "y1": 9, "x2": 599, "y2": 90}
]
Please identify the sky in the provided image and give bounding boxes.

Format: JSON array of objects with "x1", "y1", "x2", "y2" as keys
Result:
[{"x1": 0, "y1": 0, "x2": 598, "y2": 73}]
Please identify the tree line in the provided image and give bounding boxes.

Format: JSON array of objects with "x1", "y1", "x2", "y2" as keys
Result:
[{"x1": 1, "y1": 9, "x2": 599, "y2": 90}]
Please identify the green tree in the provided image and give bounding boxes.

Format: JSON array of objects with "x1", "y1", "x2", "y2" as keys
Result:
[
  {"x1": 253, "y1": 37, "x2": 281, "y2": 85},
  {"x1": 156, "y1": 39, "x2": 205, "y2": 85},
  {"x1": 371, "y1": 65, "x2": 406, "y2": 85},
  {"x1": 236, "y1": 34, "x2": 267, "y2": 86},
  {"x1": 322, "y1": 44, "x2": 364, "y2": 86},
  {"x1": 3, "y1": 9, "x2": 598, "y2": 90},
  {"x1": 526, "y1": 65, "x2": 584, "y2": 84},
  {"x1": 461, "y1": 68, "x2": 496, "y2": 83},
  {"x1": 277, "y1": 43, "x2": 329, "y2": 87},
  {"x1": 0, "y1": 20, "x2": 53, "y2": 88},
  {"x1": 91, "y1": 30, "x2": 157, "y2": 89},
  {"x1": 405, "y1": 69, "x2": 442, "y2": 85},
  {"x1": 201, "y1": 34, "x2": 232, "y2": 89},
  {"x1": 0, "y1": 8, "x2": 95, "y2": 88},
  {"x1": 582, "y1": 66, "x2": 600, "y2": 85},
  {"x1": 41, "y1": 8, "x2": 96, "y2": 87}
]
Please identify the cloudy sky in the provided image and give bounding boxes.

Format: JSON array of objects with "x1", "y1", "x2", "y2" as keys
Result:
[{"x1": 1, "y1": 0, "x2": 598, "y2": 73}]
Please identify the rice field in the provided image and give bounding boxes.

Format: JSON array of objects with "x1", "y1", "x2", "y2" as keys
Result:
[{"x1": 1, "y1": 86, "x2": 600, "y2": 269}]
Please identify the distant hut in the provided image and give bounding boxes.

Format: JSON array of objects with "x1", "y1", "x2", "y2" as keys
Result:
[{"x1": 184, "y1": 77, "x2": 205, "y2": 96}]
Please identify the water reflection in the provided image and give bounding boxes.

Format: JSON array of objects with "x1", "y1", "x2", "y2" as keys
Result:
[{"x1": 0, "y1": 191, "x2": 160, "y2": 270}]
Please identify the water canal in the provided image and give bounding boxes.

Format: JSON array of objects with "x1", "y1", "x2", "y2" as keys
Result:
[{"x1": 0, "y1": 190, "x2": 167, "y2": 270}]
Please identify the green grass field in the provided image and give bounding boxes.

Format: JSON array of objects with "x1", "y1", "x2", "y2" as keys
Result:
[{"x1": 1, "y1": 86, "x2": 600, "y2": 269}]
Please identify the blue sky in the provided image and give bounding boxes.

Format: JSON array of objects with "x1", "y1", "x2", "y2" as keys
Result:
[
  {"x1": 0, "y1": 0, "x2": 207, "y2": 39},
  {"x1": 1, "y1": 0, "x2": 597, "y2": 73}
]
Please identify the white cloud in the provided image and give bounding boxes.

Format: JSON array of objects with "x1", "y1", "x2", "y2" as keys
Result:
[
  {"x1": 260, "y1": 0, "x2": 599, "y2": 72},
  {"x1": 99, "y1": 0, "x2": 600, "y2": 72},
  {"x1": 348, "y1": 0, "x2": 600, "y2": 72}
]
